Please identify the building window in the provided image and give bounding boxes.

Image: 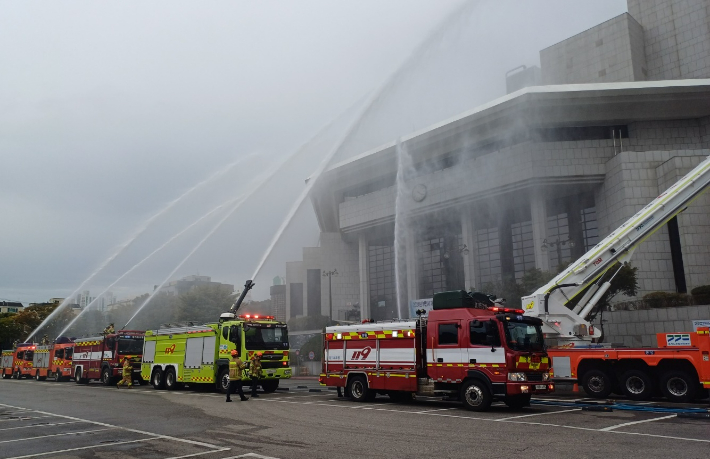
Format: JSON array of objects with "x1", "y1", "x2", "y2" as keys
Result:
[
  {"x1": 306, "y1": 269, "x2": 321, "y2": 317},
  {"x1": 546, "y1": 212, "x2": 572, "y2": 271},
  {"x1": 511, "y1": 220, "x2": 535, "y2": 281},
  {"x1": 369, "y1": 245, "x2": 396, "y2": 320},
  {"x1": 580, "y1": 206, "x2": 599, "y2": 250},
  {"x1": 476, "y1": 226, "x2": 501, "y2": 286},
  {"x1": 418, "y1": 237, "x2": 446, "y2": 299},
  {"x1": 289, "y1": 283, "x2": 303, "y2": 317}
]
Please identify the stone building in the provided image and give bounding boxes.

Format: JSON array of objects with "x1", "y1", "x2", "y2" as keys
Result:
[{"x1": 284, "y1": 0, "x2": 710, "y2": 323}]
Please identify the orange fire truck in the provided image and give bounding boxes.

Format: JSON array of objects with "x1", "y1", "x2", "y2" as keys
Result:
[
  {"x1": 522, "y1": 156, "x2": 710, "y2": 402},
  {"x1": 29, "y1": 339, "x2": 75, "y2": 381},
  {"x1": 1, "y1": 344, "x2": 35, "y2": 379},
  {"x1": 72, "y1": 330, "x2": 144, "y2": 385},
  {"x1": 321, "y1": 291, "x2": 553, "y2": 411}
]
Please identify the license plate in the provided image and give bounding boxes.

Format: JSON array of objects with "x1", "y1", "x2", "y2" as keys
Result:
[
  {"x1": 267, "y1": 371, "x2": 274, "y2": 376},
  {"x1": 535, "y1": 385, "x2": 547, "y2": 390}
]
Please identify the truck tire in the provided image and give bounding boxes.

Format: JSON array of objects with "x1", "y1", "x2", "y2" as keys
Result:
[
  {"x1": 165, "y1": 368, "x2": 180, "y2": 390},
  {"x1": 581, "y1": 369, "x2": 613, "y2": 398},
  {"x1": 217, "y1": 368, "x2": 230, "y2": 394},
  {"x1": 1, "y1": 372, "x2": 9, "y2": 379},
  {"x1": 620, "y1": 369, "x2": 654, "y2": 401},
  {"x1": 660, "y1": 370, "x2": 698, "y2": 403},
  {"x1": 75, "y1": 369, "x2": 88, "y2": 384},
  {"x1": 460, "y1": 379, "x2": 492, "y2": 411},
  {"x1": 347, "y1": 375, "x2": 374, "y2": 402},
  {"x1": 151, "y1": 368, "x2": 165, "y2": 390},
  {"x1": 55, "y1": 374, "x2": 63, "y2": 382},
  {"x1": 101, "y1": 367, "x2": 115, "y2": 386},
  {"x1": 261, "y1": 380, "x2": 279, "y2": 393},
  {"x1": 504, "y1": 394, "x2": 531, "y2": 409},
  {"x1": 35, "y1": 372, "x2": 46, "y2": 382}
]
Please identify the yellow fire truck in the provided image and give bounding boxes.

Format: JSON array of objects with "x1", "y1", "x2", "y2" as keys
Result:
[{"x1": 141, "y1": 280, "x2": 291, "y2": 393}]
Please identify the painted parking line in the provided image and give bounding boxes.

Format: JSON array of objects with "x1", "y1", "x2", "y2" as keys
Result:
[
  {"x1": 0, "y1": 428, "x2": 111, "y2": 444},
  {"x1": 496, "y1": 408, "x2": 581, "y2": 421},
  {"x1": 5, "y1": 436, "x2": 162, "y2": 459},
  {"x1": 599, "y1": 414, "x2": 676, "y2": 431},
  {"x1": 0, "y1": 403, "x2": 231, "y2": 458},
  {"x1": 0, "y1": 421, "x2": 84, "y2": 432},
  {"x1": 258, "y1": 397, "x2": 710, "y2": 443}
]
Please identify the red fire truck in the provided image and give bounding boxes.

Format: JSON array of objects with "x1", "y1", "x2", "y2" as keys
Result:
[
  {"x1": 72, "y1": 331, "x2": 144, "y2": 385},
  {"x1": 1, "y1": 344, "x2": 35, "y2": 379},
  {"x1": 321, "y1": 291, "x2": 554, "y2": 411},
  {"x1": 29, "y1": 340, "x2": 75, "y2": 381}
]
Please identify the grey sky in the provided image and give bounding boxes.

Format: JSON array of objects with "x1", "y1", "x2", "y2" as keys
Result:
[{"x1": 0, "y1": 0, "x2": 626, "y2": 304}]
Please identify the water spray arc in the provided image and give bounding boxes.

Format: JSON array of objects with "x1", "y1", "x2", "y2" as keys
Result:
[
  {"x1": 122, "y1": 154, "x2": 295, "y2": 329},
  {"x1": 58, "y1": 196, "x2": 241, "y2": 337},
  {"x1": 27, "y1": 153, "x2": 257, "y2": 341},
  {"x1": 250, "y1": 0, "x2": 477, "y2": 293},
  {"x1": 393, "y1": 139, "x2": 416, "y2": 319}
]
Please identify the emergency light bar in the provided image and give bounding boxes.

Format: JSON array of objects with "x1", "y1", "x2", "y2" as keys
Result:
[{"x1": 238, "y1": 314, "x2": 276, "y2": 320}]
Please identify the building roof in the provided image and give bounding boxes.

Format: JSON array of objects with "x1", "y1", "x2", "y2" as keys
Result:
[{"x1": 311, "y1": 79, "x2": 710, "y2": 232}]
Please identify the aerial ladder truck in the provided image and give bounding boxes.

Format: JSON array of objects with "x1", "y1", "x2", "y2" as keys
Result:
[{"x1": 523, "y1": 156, "x2": 710, "y2": 402}]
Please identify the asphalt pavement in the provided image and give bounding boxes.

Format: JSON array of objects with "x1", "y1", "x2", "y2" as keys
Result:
[{"x1": 1, "y1": 377, "x2": 709, "y2": 459}]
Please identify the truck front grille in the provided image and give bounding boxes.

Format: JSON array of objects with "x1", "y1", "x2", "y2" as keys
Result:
[{"x1": 526, "y1": 373, "x2": 543, "y2": 382}]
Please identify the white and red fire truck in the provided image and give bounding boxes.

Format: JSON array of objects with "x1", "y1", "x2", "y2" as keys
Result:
[
  {"x1": 72, "y1": 330, "x2": 144, "y2": 385},
  {"x1": 321, "y1": 292, "x2": 553, "y2": 411},
  {"x1": 523, "y1": 156, "x2": 710, "y2": 402}
]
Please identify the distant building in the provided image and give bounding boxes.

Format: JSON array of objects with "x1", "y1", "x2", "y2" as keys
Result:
[
  {"x1": 0, "y1": 301, "x2": 23, "y2": 314},
  {"x1": 270, "y1": 281, "x2": 286, "y2": 322},
  {"x1": 161, "y1": 275, "x2": 234, "y2": 296}
]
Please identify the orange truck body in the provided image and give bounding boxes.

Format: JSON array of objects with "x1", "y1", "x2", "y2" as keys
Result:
[
  {"x1": 549, "y1": 327, "x2": 710, "y2": 402},
  {"x1": 29, "y1": 342, "x2": 75, "y2": 381}
]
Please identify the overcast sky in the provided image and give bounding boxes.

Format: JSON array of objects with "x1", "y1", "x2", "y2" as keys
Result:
[{"x1": 0, "y1": 0, "x2": 627, "y2": 304}]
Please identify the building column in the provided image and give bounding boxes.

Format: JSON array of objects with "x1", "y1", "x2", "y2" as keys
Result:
[
  {"x1": 461, "y1": 208, "x2": 478, "y2": 291},
  {"x1": 531, "y1": 190, "x2": 550, "y2": 272},
  {"x1": 358, "y1": 234, "x2": 370, "y2": 320}
]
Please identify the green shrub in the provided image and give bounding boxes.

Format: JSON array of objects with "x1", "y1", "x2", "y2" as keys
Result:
[
  {"x1": 642, "y1": 291, "x2": 692, "y2": 308},
  {"x1": 690, "y1": 285, "x2": 710, "y2": 305}
]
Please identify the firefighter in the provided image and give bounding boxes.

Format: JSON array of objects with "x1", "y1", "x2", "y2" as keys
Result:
[
  {"x1": 226, "y1": 350, "x2": 247, "y2": 402},
  {"x1": 116, "y1": 357, "x2": 133, "y2": 389},
  {"x1": 40, "y1": 335, "x2": 49, "y2": 345},
  {"x1": 249, "y1": 352, "x2": 263, "y2": 397},
  {"x1": 12, "y1": 340, "x2": 18, "y2": 350},
  {"x1": 103, "y1": 323, "x2": 115, "y2": 335}
]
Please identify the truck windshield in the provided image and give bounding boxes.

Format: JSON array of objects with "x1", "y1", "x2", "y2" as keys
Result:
[
  {"x1": 503, "y1": 321, "x2": 544, "y2": 351},
  {"x1": 244, "y1": 325, "x2": 288, "y2": 350},
  {"x1": 24, "y1": 350, "x2": 34, "y2": 361},
  {"x1": 117, "y1": 338, "x2": 144, "y2": 355},
  {"x1": 64, "y1": 348, "x2": 73, "y2": 360}
]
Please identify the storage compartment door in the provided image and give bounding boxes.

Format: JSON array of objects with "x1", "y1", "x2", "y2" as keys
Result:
[
  {"x1": 143, "y1": 340, "x2": 156, "y2": 363},
  {"x1": 202, "y1": 336, "x2": 216, "y2": 364},
  {"x1": 185, "y1": 337, "x2": 204, "y2": 369}
]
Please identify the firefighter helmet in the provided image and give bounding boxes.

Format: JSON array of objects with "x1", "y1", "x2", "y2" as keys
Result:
[
  {"x1": 256, "y1": 352, "x2": 263, "y2": 357},
  {"x1": 231, "y1": 350, "x2": 238, "y2": 357}
]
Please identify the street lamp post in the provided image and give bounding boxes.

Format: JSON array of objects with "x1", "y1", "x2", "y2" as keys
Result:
[{"x1": 322, "y1": 269, "x2": 338, "y2": 320}]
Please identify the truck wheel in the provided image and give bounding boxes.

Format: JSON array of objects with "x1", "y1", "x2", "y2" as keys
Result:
[
  {"x1": 581, "y1": 369, "x2": 613, "y2": 398},
  {"x1": 261, "y1": 380, "x2": 279, "y2": 393},
  {"x1": 151, "y1": 368, "x2": 165, "y2": 390},
  {"x1": 347, "y1": 376, "x2": 374, "y2": 402},
  {"x1": 102, "y1": 367, "x2": 114, "y2": 386},
  {"x1": 1, "y1": 372, "x2": 9, "y2": 379},
  {"x1": 504, "y1": 394, "x2": 531, "y2": 409},
  {"x1": 660, "y1": 370, "x2": 698, "y2": 403},
  {"x1": 75, "y1": 369, "x2": 88, "y2": 384},
  {"x1": 35, "y1": 373, "x2": 46, "y2": 382},
  {"x1": 460, "y1": 380, "x2": 492, "y2": 411},
  {"x1": 165, "y1": 368, "x2": 178, "y2": 390},
  {"x1": 55, "y1": 374, "x2": 63, "y2": 382},
  {"x1": 620, "y1": 369, "x2": 654, "y2": 401},
  {"x1": 12, "y1": 371, "x2": 19, "y2": 379},
  {"x1": 217, "y1": 368, "x2": 230, "y2": 394}
]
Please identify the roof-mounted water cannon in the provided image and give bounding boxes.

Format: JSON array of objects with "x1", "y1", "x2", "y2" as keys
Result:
[{"x1": 231, "y1": 280, "x2": 255, "y2": 313}]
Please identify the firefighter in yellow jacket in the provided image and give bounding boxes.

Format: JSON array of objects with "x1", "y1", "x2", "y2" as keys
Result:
[
  {"x1": 116, "y1": 357, "x2": 133, "y2": 389},
  {"x1": 250, "y1": 352, "x2": 263, "y2": 397},
  {"x1": 226, "y1": 350, "x2": 247, "y2": 402}
]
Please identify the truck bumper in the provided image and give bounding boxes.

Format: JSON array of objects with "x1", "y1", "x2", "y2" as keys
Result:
[{"x1": 506, "y1": 381, "x2": 555, "y2": 395}]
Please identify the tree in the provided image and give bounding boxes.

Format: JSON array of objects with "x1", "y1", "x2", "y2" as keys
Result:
[
  {"x1": 176, "y1": 284, "x2": 236, "y2": 324},
  {"x1": 287, "y1": 315, "x2": 332, "y2": 332}
]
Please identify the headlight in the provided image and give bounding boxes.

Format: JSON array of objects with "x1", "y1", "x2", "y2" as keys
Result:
[
  {"x1": 543, "y1": 372, "x2": 550, "y2": 381},
  {"x1": 508, "y1": 372, "x2": 526, "y2": 382}
]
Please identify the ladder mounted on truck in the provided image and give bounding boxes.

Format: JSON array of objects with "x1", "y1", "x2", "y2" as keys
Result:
[{"x1": 522, "y1": 155, "x2": 710, "y2": 345}]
